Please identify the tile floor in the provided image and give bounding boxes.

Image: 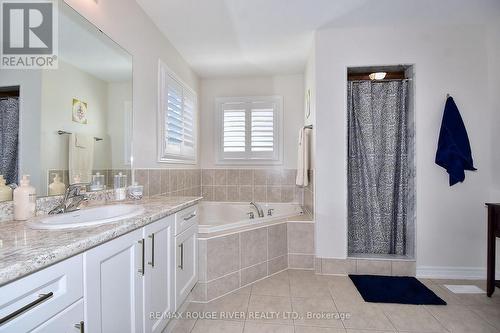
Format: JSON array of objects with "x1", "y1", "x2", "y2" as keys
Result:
[{"x1": 169, "y1": 269, "x2": 500, "y2": 333}]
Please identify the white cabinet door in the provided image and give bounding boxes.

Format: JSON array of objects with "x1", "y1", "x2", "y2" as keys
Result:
[
  {"x1": 84, "y1": 229, "x2": 144, "y2": 333},
  {"x1": 175, "y1": 224, "x2": 198, "y2": 309},
  {"x1": 31, "y1": 299, "x2": 83, "y2": 333},
  {"x1": 143, "y1": 216, "x2": 175, "y2": 333}
]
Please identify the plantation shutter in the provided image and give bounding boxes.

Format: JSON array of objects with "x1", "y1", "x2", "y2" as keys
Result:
[
  {"x1": 160, "y1": 67, "x2": 197, "y2": 162},
  {"x1": 218, "y1": 97, "x2": 281, "y2": 162}
]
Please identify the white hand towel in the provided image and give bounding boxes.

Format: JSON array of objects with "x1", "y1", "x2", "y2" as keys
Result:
[
  {"x1": 296, "y1": 127, "x2": 310, "y2": 186},
  {"x1": 69, "y1": 133, "x2": 94, "y2": 184}
]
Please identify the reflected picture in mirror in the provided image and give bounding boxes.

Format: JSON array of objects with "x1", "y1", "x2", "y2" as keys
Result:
[{"x1": 0, "y1": 2, "x2": 133, "y2": 201}]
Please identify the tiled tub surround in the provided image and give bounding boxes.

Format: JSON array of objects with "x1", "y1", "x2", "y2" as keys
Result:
[
  {"x1": 303, "y1": 169, "x2": 314, "y2": 215},
  {"x1": 201, "y1": 168, "x2": 303, "y2": 203},
  {"x1": 195, "y1": 214, "x2": 314, "y2": 302},
  {"x1": 198, "y1": 201, "x2": 304, "y2": 233},
  {"x1": 0, "y1": 196, "x2": 202, "y2": 286}
]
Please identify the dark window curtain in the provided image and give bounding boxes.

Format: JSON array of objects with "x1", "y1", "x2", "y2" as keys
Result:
[
  {"x1": 0, "y1": 97, "x2": 19, "y2": 185},
  {"x1": 347, "y1": 81, "x2": 409, "y2": 255}
]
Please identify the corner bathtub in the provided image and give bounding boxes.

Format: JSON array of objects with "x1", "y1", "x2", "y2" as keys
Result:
[{"x1": 197, "y1": 201, "x2": 303, "y2": 233}]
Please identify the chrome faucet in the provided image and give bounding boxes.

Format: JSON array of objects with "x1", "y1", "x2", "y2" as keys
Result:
[
  {"x1": 49, "y1": 183, "x2": 88, "y2": 215},
  {"x1": 250, "y1": 201, "x2": 264, "y2": 218}
]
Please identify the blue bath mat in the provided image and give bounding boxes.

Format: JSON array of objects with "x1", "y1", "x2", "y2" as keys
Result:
[{"x1": 349, "y1": 275, "x2": 447, "y2": 305}]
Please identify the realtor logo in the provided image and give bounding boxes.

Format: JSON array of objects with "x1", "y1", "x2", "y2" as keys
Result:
[{"x1": 1, "y1": 0, "x2": 58, "y2": 68}]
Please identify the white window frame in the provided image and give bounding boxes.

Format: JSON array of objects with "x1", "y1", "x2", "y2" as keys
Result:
[
  {"x1": 157, "y1": 60, "x2": 197, "y2": 164},
  {"x1": 215, "y1": 95, "x2": 283, "y2": 165}
]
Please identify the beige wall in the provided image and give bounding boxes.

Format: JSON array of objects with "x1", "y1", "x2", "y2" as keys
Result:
[
  {"x1": 64, "y1": 0, "x2": 200, "y2": 169},
  {"x1": 199, "y1": 74, "x2": 304, "y2": 169}
]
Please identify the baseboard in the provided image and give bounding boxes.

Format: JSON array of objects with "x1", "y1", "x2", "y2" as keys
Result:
[{"x1": 417, "y1": 266, "x2": 500, "y2": 280}]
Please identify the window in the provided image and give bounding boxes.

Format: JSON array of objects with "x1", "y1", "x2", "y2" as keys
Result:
[
  {"x1": 158, "y1": 61, "x2": 197, "y2": 163},
  {"x1": 215, "y1": 96, "x2": 283, "y2": 164}
]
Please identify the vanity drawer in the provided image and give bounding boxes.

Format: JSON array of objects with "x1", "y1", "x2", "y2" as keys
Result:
[
  {"x1": 0, "y1": 255, "x2": 83, "y2": 332},
  {"x1": 175, "y1": 204, "x2": 198, "y2": 236}
]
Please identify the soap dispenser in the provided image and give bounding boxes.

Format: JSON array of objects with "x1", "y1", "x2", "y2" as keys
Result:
[
  {"x1": 0, "y1": 175, "x2": 13, "y2": 202},
  {"x1": 48, "y1": 173, "x2": 66, "y2": 196},
  {"x1": 13, "y1": 175, "x2": 36, "y2": 221}
]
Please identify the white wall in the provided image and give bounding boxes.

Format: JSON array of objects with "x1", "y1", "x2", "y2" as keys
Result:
[
  {"x1": 40, "y1": 61, "x2": 111, "y2": 178},
  {"x1": 314, "y1": 24, "x2": 496, "y2": 277},
  {"x1": 0, "y1": 70, "x2": 42, "y2": 193},
  {"x1": 304, "y1": 46, "x2": 316, "y2": 170},
  {"x1": 107, "y1": 81, "x2": 133, "y2": 169},
  {"x1": 64, "y1": 0, "x2": 200, "y2": 169},
  {"x1": 200, "y1": 74, "x2": 304, "y2": 169}
]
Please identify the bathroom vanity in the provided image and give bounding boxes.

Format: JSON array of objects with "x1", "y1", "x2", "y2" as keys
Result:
[{"x1": 0, "y1": 197, "x2": 200, "y2": 333}]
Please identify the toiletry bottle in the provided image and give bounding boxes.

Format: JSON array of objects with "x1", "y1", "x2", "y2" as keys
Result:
[
  {"x1": 48, "y1": 173, "x2": 66, "y2": 196},
  {"x1": 13, "y1": 175, "x2": 36, "y2": 221},
  {"x1": 114, "y1": 172, "x2": 128, "y2": 201},
  {"x1": 90, "y1": 172, "x2": 105, "y2": 191},
  {"x1": 0, "y1": 175, "x2": 13, "y2": 202}
]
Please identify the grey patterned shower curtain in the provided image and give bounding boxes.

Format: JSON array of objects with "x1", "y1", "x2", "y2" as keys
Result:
[
  {"x1": 347, "y1": 81, "x2": 409, "y2": 255},
  {"x1": 0, "y1": 97, "x2": 19, "y2": 185}
]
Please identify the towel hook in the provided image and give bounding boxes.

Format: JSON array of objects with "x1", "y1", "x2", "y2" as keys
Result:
[{"x1": 446, "y1": 93, "x2": 451, "y2": 99}]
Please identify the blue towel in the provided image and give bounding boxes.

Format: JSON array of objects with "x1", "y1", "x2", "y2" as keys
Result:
[{"x1": 435, "y1": 96, "x2": 476, "y2": 186}]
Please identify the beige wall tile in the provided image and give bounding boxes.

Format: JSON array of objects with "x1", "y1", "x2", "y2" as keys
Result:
[
  {"x1": 267, "y1": 186, "x2": 282, "y2": 202},
  {"x1": 314, "y1": 257, "x2": 322, "y2": 274},
  {"x1": 281, "y1": 169, "x2": 296, "y2": 185},
  {"x1": 267, "y1": 170, "x2": 282, "y2": 185},
  {"x1": 214, "y1": 169, "x2": 227, "y2": 185},
  {"x1": 288, "y1": 254, "x2": 314, "y2": 269},
  {"x1": 268, "y1": 256, "x2": 288, "y2": 275},
  {"x1": 321, "y1": 258, "x2": 347, "y2": 275},
  {"x1": 391, "y1": 260, "x2": 416, "y2": 276},
  {"x1": 268, "y1": 223, "x2": 287, "y2": 259},
  {"x1": 207, "y1": 234, "x2": 240, "y2": 280},
  {"x1": 206, "y1": 271, "x2": 240, "y2": 301},
  {"x1": 227, "y1": 169, "x2": 239, "y2": 185},
  {"x1": 161, "y1": 169, "x2": 170, "y2": 194},
  {"x1": 239, "y1": 186, "x2": 253, "y2": 202},
  {"x1": 281, "y1": 186, "x2": 295, "y2": 202},
  {"x1": 169, "y1": 170, "x2": 179, "y2": 191},
  {"x1": 149, "y1": 169, "x2": 161, "y2": 196},
  {"x1": 239, "y1": 169, "x2": 253, "y2": 185},
  {"x1": 254, "y1": 186, "x2": 267, "y2": 201},
  {"x1": 227, "y1": 186, "x2": 239, "y2": 202},
  {"x1": 214, "y1": 186, "x2": 227, "y2": 201},
  {"x1": 288, "y1": 222, "x2": 314, "y2": 254},
  {"x1": 134, "y1": 169, "x2": 149, "y2": 197},
  {"x1": 241, "y1": 228, "x2": 268, "y2": 268},
  {"x1": 202, "y1": 186, "x2": 214, "y2": 201},
  {"x1": 198, "y1": 239, "x2": 207, "y2": 282},
  {"x1": 254, "y1": 170, "x2": 267, "y2": 185},
  {"x1": 356, "y1": 259, "x2": 392, "y2": 276},
  {"x1": 202, "y1": 169, "x2": 214, "y2": 186},
  {"x1": 241, "y1": 262, "x2": 268, "y2": 286}
]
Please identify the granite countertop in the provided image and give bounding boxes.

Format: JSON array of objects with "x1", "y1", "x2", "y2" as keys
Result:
[{"x1": 0, "y1": 196, "x2": 202, "y2": 287}]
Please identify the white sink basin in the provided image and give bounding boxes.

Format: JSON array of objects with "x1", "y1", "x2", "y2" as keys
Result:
[{"x1": 29, "y1": 204, "x2": 145, "y2": 230}]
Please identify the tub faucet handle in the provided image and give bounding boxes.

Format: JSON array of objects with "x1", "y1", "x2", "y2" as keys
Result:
[
  {"x1": 247, "y1": 212, "x2": 255, "y2": 219},
  {"x1": 267, "y1": 208, "x2": 275, "y2": 216}
]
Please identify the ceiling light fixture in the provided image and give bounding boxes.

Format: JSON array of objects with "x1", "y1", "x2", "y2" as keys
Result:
[{"x1": 369, "y1": 72, "x2": 387, "y2": 80}]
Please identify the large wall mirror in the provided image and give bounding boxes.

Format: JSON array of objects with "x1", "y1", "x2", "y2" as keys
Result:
[{"x1": 0, "y1": 2, "x2": 133, "y2": 200}]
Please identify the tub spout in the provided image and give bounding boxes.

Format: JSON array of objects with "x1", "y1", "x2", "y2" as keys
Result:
[{"x1": 250, "y1": 202, "x2": 264, "y2": 218}]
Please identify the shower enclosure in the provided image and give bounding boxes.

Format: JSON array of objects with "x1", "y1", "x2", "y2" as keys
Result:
[{"x1": 347, "y1": 66, "x2": 415, "y2": 258}]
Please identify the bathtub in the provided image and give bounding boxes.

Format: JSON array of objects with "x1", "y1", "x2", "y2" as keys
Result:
[{"x1": 198, "y1": 201, "x2": 303, "y2": 233}]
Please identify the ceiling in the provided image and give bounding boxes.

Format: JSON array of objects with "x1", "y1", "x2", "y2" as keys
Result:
[
  {"x1": 60, "y1": 3, "x2": 132, "y2": 83},
  {"x1": 136, "y1": 0, "x2": 500, "y2": 78}
]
